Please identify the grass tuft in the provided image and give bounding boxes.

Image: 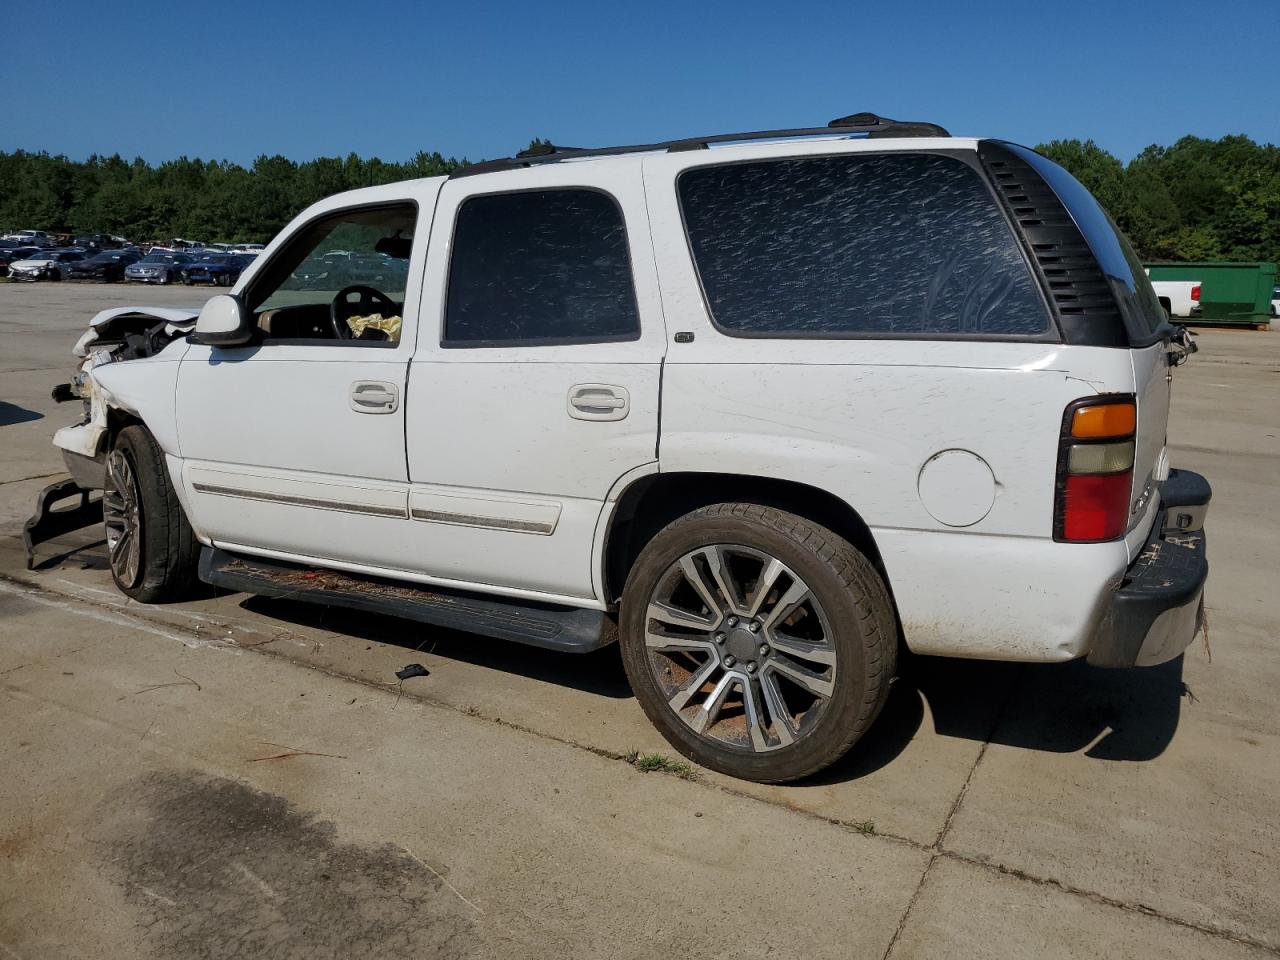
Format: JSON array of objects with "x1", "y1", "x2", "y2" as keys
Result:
[{"x1": 629, "y1": 752, "x2": 697, "y2": 780}]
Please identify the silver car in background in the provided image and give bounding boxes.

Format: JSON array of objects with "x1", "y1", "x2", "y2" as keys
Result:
[{"x1": 123, "y1": 252, "x2": 192, "y2": 284}]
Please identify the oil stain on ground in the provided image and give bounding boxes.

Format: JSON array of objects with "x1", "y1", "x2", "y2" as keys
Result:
[{"x1": 94, "y1": 770, "x2": 478, "y2": 960}]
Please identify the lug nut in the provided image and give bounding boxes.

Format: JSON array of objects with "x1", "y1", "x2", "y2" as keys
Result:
[
  {"x1": 759, "y1": 644, "x2": 770, "y2": 657},
  {"x1": 727, "y1": 616, "x2": 738, "y2": 628},
  {"x1": 748, "y1": 621, "x2": 760, "y2": 633},
  {"x1": 714, "y1": 632, "x2": 726, "y2": 644},
  {"x1": 724, "y1": 655, "x2": 736, "y2": 667},
  {"x1": 746, "y1": 662, "x2": 757, "y2": 674}
]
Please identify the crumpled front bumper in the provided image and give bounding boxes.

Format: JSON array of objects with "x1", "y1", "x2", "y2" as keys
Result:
[{"x1": 1087, "y1": 469, "x2": 1210, "y2": 668}]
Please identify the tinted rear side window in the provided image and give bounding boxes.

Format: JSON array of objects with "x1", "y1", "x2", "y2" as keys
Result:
[
  {"x1": 679, "y1": 153, "x2": 1051, "y2": 338},
  {"x1": 445, "y1": 189, "x2": 640, "y2": 346}
]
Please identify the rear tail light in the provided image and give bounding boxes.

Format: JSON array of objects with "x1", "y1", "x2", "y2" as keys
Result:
[
  {"x1": 1055, "y1": 396, "x2": 1136, "y2": 542},
  {"x1": 1191, "y1": 284, "x2": 1201, "y2": 302}
]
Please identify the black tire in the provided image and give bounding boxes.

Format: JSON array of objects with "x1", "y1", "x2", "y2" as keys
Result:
[
  {"x1": 619, "y1": 503, "x2": 896, "y2": 783},
  {"x1": 104, "y1": 424, "x2": 199, "y2": 602}
]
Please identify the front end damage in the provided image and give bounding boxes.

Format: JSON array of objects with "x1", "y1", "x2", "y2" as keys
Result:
[{"x1": 26, "y1": 306, "x2": 197, "y2": 568}]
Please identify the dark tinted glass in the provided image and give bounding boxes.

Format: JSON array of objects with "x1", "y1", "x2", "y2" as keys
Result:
[
  {"x1": 1004, "y1": 143, "x2": 1167, "y2": 340},
  {"x1": 679, "y1": 153, "x2": 1050, "y2": 337},
  {"x1": 445, "y1": 189, "x2": 639, "y2": 345}
]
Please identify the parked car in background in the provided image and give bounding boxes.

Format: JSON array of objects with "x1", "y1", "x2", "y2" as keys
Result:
[
  {"x1": 1147, "y1": 276, "x2": 1201, "y2": 319},
  {"x1": 2, "y1": 229, "x2": 53, "y2": 247},
  {"x1": 1271, "y1": 286, "x2": 1279, "y2": 318},
  {"x1": 73, "y1": 234, "x2": 124, "y2": 251},
  {"x1": 123, "y1": 252, "x2": 191, "y2": 284},
  {"x1": 180, "y1": 252, "x2": 252, "y2": 286},
  {"x1": 230, "y1": 242, "x2": 265, "y2": 256},
  {"x1": 67, "y1": 249, "x2": 142, "y2": 282},
  {"x1": 7, "y1": 249, "x2": 85, "y2": 280},
  {"x1": 0, "y1": 245, "x2": 42, "y2": 276}
]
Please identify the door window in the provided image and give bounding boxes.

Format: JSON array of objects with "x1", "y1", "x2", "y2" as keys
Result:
[
  {"x1": 444, "y1": 188, "x2": 640, "y2": 347},
  {"x1": 247, "y1": 203, "x2": 417, "y2": 344}
]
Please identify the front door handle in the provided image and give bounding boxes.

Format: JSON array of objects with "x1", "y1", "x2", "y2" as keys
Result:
[
  {"x1": 567, "y1": 384, "x2": 629, "y2": 421},
  {"x1": 350, "y1": 380, "x2": 399, "y2": 414}
]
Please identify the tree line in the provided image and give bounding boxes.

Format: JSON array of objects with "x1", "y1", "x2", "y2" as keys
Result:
[{"x1": 1, "y1": 134, "x2": 1278, "y2": 263}]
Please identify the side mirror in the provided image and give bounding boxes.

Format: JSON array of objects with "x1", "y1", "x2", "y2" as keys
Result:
[{"x1": 191, "y1": 294, "x2": 254, "y2": 346}]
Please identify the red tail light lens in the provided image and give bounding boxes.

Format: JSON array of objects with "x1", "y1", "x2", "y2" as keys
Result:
[
  {"x1": 1061, "y1": 473, "x2": 1131, "y2": 541},
  {"x1": 1191, "y1": 284, "x2": 1201, "y2": 302},
  {"x1": 1055, "y1": 397, "x2": 1137, "y2": 543}
]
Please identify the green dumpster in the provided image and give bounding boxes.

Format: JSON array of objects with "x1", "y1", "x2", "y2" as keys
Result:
[{"x1": 1145, "y1": 262, "x2": 1277, "y2": 328}]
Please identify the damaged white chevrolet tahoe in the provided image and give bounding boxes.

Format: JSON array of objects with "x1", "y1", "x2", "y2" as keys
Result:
[{"x1": 47, "y1": 114, "x2": 1210, "y2": 783}]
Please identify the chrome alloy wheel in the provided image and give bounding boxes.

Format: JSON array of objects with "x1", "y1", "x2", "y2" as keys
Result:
[
  {"x1": 644, "y1": 545, "x2": 838, "y2": 752},
  {"x1": 104, "y1": 448, "x2": 142, "y2": 588}
]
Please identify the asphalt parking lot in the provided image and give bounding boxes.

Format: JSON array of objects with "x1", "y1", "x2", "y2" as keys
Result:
[{"x1": 1, "y1": 280, "x2": 1277, "y2": 959}]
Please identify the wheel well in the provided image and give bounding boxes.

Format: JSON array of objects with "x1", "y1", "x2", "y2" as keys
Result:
[
  {"x1": 603, "y1": 472, "x2": 889, "y2": 604},
  {"x1": 104, "y1": 407, "x2": 143, "y2": 448},
  {"x1": 1157, "y1": 296, "x2": 1172, "y2": 314}
]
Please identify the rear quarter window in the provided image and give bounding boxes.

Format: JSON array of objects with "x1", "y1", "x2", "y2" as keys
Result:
[
  {"x1": 678, "y1": 152, "x2": 1051, "y2": 339},
  {"x1": 1001, "y1": 143, "x2": 1168, "y2": 342}
]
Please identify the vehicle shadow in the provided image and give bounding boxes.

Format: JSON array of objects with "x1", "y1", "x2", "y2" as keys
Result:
[
  {"x1": 237, "y1": 593, "x2": 633, "y2": 700},
  {"x1": 814, "y1": 650, "x2": 1188, "y2": 783},
  {"x1": 0, "y1": 401, "x2": 43, "y2": 426},
  {"x1": 230, "y1": 590, "x2": 1187, "y2": 778}
]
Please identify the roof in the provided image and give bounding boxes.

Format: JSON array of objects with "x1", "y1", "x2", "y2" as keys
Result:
[{"x1": 451, "y1": 112, "x2": 952, "y2": 179}]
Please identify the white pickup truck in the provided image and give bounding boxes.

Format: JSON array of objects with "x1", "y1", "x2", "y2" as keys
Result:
[
  {"x1": 45, "y1": 114, "x2": 1211, "y2": 782},
  {"x1": 1147, "y1": 277, "x2": 1201, "y2": 319}
]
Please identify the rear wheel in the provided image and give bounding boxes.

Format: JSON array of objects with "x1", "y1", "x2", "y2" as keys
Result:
[
  {"x1": 104, "y1": 425, "x2": 199, "y2": 602},
  {"x1": 619, "y1": 503, "x2": 896, "y2": 783}
]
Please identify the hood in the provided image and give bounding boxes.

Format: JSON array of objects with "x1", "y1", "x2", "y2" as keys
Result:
[
  {"x1": 9, "y1": 258, "x2": 52, "y2": 271},
  {"x1": 75, "y1": 305, "x2": 199, "y2": 357}
]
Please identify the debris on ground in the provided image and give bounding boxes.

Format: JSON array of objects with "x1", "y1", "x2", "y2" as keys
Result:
[{"x1": 395, "y1": 663, "x2": 429, "y2": 681}]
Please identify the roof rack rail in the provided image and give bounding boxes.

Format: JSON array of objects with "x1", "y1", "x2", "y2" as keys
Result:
[{"x1": 451, "y1": 112, "x2": 950, "y2": 178}]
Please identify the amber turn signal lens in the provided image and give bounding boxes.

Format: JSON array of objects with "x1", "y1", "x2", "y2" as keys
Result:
[{"x1": 1071, "y1": 402, "x2": 1136, "y2": 439}]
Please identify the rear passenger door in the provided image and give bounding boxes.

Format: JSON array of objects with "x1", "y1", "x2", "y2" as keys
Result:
[{"x1": 405, "y1": 159, "x2": 665, "y2": 602}]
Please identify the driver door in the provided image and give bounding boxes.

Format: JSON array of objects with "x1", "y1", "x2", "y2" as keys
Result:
[{"x1": 174, "y1": 189, "x2": 436, "y2": 568}]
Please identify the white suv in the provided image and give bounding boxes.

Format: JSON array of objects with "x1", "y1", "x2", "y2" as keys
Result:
[{"x1": 48, "y1": 113, "x2": 1210, "y2": 782}]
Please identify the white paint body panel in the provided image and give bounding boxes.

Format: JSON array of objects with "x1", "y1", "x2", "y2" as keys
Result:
[
  {"x1": 173, "y1": 179, "x2": 442, "y2": 567},
  {"x1": 402, "y1": 157, "x2": 666, "y2": 599}
]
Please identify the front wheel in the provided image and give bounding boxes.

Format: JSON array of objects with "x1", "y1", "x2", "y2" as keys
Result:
[
  {"x1": 620, "y1": 503, "x2": 896, "y2": 783},
  {"x1": 104, "y1": 425, "x2": 199, "y2": 602}
]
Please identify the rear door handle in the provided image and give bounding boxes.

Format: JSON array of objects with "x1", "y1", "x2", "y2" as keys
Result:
[
  {"x1": 350, "y1": 380, "x2": 399, "y2": 414},
  {"x1": 567, "y1": 384, "x2": 629, "y2": 421}
]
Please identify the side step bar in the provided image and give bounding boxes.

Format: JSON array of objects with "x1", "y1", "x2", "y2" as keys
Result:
[{"x1": 198, "y1": 547, "x2": 615, "y2": 654}]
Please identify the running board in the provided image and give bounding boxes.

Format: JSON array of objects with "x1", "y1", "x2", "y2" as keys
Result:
[{"x1": 198, "y1": 547, "x2": 614, "y2": 654}]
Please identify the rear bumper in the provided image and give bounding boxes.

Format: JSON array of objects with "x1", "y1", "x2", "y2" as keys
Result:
[{"x1": 1086, "y1": 469, "x2": 1210, "y2": 668}]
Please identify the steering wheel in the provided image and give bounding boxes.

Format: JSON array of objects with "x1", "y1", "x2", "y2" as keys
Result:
[{"x1": 330, "y1": 285, "x2": 397, "y2": 340}]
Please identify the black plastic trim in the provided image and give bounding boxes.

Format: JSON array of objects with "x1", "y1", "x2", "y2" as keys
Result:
[
  {"x1": 1086, "y1": 472, "x2": 1210, "y2": 668},
  {"x1": 977, "y1": 141, "x2": 1130, "y2": 348},
  {"x1": 198, "y1": 547, "x2": 615, "y2": 654}
]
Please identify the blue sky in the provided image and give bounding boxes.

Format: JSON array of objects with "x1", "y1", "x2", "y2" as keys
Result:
[{"x1": 4, "y1": 0, "x2": 1276, "y2": 166}]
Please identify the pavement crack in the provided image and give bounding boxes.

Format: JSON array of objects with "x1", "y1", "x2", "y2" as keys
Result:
[
  {"x1": 939, "y1": 850, "x2": 1280, "y2": 957},
  {"x1": 0, "y1": 471, "x2": 65, "y2": 487}
]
